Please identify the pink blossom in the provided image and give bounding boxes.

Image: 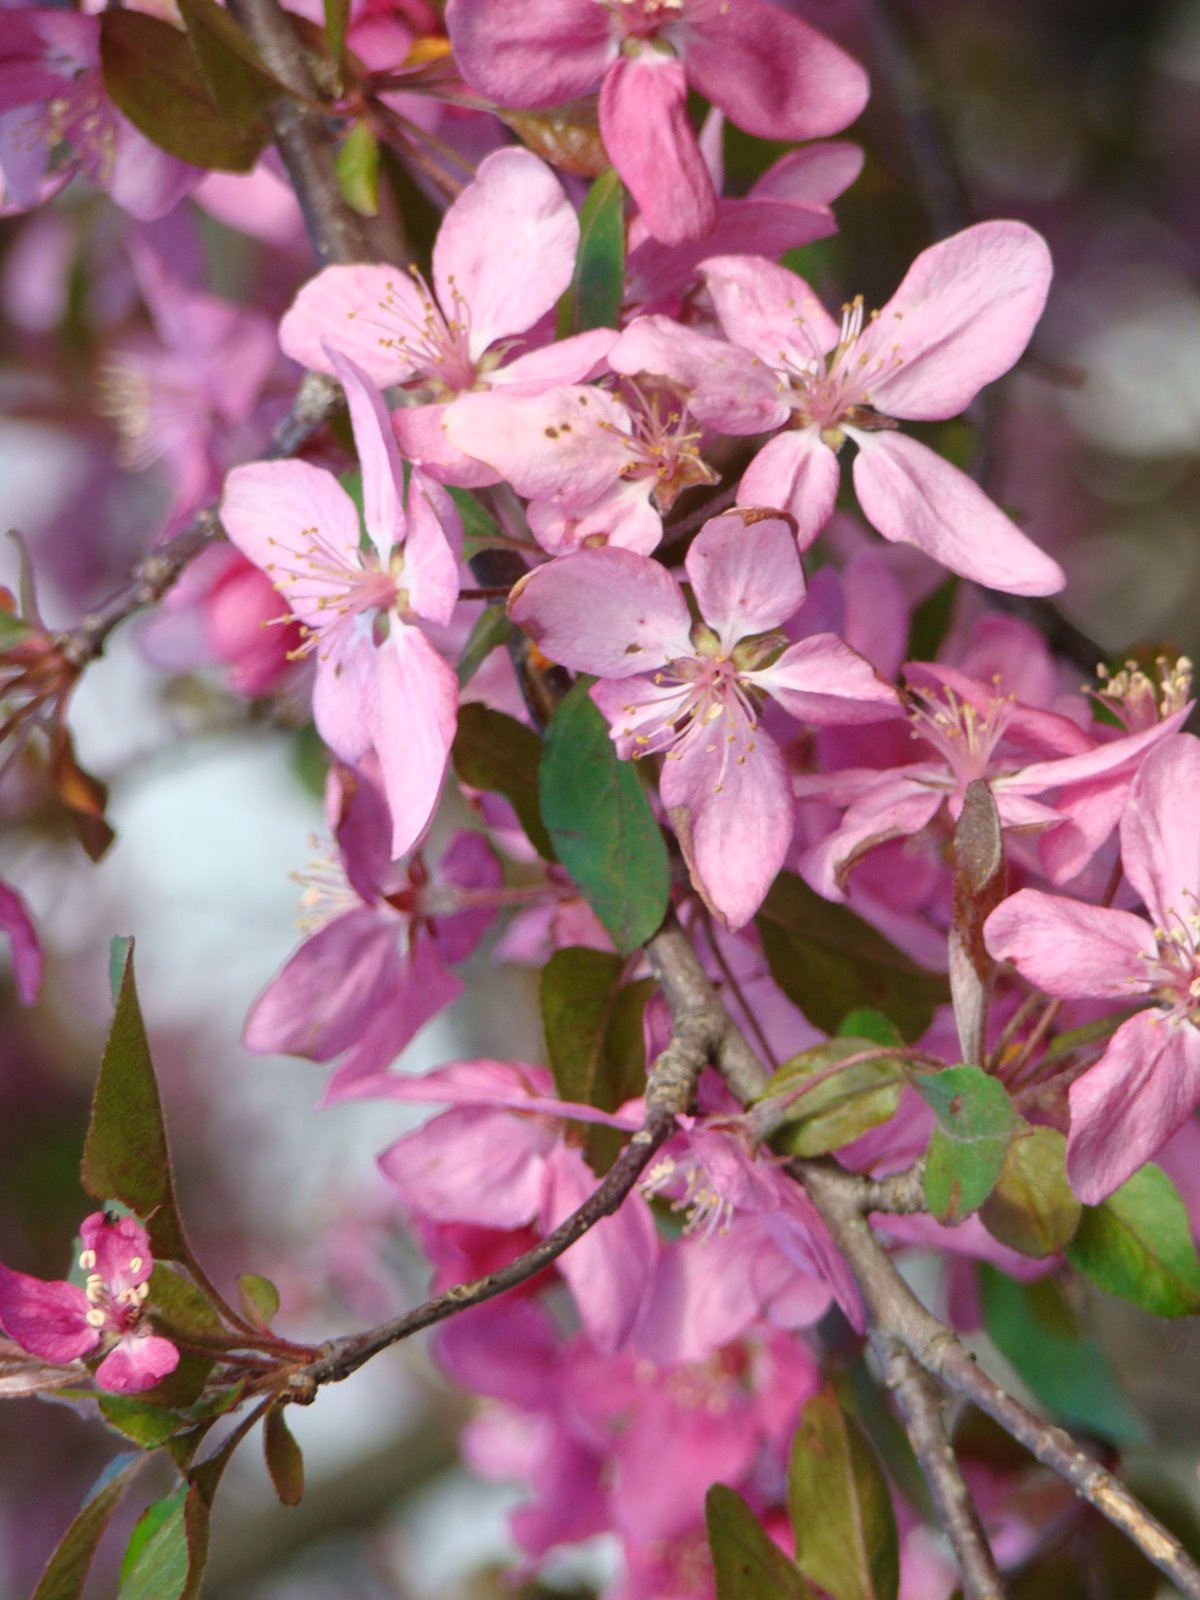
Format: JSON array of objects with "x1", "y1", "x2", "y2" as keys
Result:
[
  {"x1": 986, "y1": 734, "x2": 1200, "y2": 1203},
  {"x1": 0, "y1": 876, "x2": 41, "y2": 1004},
  {"x1": 509, "y1": 509, "x2": 898, "y2": 928},
  {"x1": 0, "y1": 1212, "x2": 178, "y2": 1393},
  {"x1": 221, "y1": 348, "x2": 462, "y2": 857},
  {"x1": 701, "y1": 223, "x2": 1066, "y2": 595},
  {"x1": 277, "y1": 147, "x2": 615, "y2": 485},
  {"x1": 445, "y1": 0, "x2": 868, "y2": 245},
  {"x1": 0, "y1": 10, "x2": 199, "y2": 218}
]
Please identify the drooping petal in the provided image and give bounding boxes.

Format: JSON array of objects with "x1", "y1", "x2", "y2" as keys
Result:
[
  {"x1": 433, "y1": 147, "x2": 580, "y2": 359},
  {"x1": 221, "y1": 460, "x2": 363, "y2": 627},
  {"x1": 685, "y1": 0, "x2": 869, "y2": 141},
  {"x1": 850, "y1": 430, "x2": 1065, "y2": 597},
  {"x1": 434, "y1": 832, "x2": 505, "y2": 963},
  {"x1": 751, "y1": 141, "x2": 865, "y2": 207},
  {"x1": 444, "y1": 387, "x2": 631, "y2": 507},
  {"x1": 509, "y1": 547, "x2": 694, "y2": 675},
  {"x1": 328, "y1": 346, "x2": 405, "y2": 562},
  {"x1": 754, "y1": 634, "x2": 900, "y2": 724},
  {"x1": 445, "y1": 0, "x2": 611, "y2": 107},
  {"x1": 663, "y1": 720, "x2": 794, "y2": 930},
  {"x1": 861, "y1": 221, "x2": 1053, "y2": 421},
  {"x1": 600, "y1": 52, "x2": 717, "y2": 246},
  {"x1": 1067, "y1": 1015, "x2": 1200, "y2": 1203},
  {"x1": 379, "y1": 1104, "x2": 557, "y2": 1229},
  {"x1": 737, "y1": 429, "x2": 841, "y2": 549},
  {"x1": 608, "y1": 315, "x2": 787, "y2": 435},
  {"x1": 0, "y1": 1267, "x2": 96, "y2": 1363},
  {"x1": 322, "y1": 942, "x2": 464, "y2": 1104},
  {"x1": 685, "y1": 512, "x2": 806, "y2": 645},
  {"x1": 372, "y1": 624, "x2": 457, "y2": 858},
  {"x1": 94, "y1": 1333, "x2": 179, "y2": 1394},
  {"x1": 402, "y1": 469, "x2": 463, "y2": 626},
  {"x1": 1119, "y1": 734, "x2": 1200, "y2": 930},
  {"x1": 0, "y1": 878, "x2": 41, "y2": 1005},
  {"x1": 279, "y1": 264, "x2": 433, "y2": 385},
  {"x1": 983, "y1": 889, "x2": 1157, "y2": 998},
  {"x1": 703, "y1": 254, "x2": 840, "y2": 367}
]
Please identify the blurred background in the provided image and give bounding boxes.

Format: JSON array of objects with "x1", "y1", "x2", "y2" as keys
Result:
[{"x1": 3, "y1": 0, "x2": 1200, "y2": 1595}]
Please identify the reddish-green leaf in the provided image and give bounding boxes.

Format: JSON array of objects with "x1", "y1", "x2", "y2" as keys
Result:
[
  {"x1": 917, "y1": 1065, "x2": 1018, "y2": 1224},
  {"x1": 177, "y1": 0, "x2": 282, "y2": 125},
  {"x1": 452, "y1": 702, "x2": 555, "y2": 860},
  {"x1": 264, "y1": 1405, "x2": 305, "y2": 1506},
  {"x1": 759, "y1": 1040, "x2": 905, "y2": 1158},
  {"x1": 100, "y1": 10, "x2": 267, "y2": 172},
  {"x1": 787, "y1": 1390, "x2": 899, "y2": 1600},
  {"x1": 32, "y1": 1454, "x2": 146, "y2": 1600},
  {"x1": 100, "y1": 1394, "x2": 185, "y2": 1449},
  {"x1": 980, "y1": 1126, "x2": 1081, "y2": 1258},
  {"x1": 706, "y1": 1484, "x2": 815, "y2": 1600}
]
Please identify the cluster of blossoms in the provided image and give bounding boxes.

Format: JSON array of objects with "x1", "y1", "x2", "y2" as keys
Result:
[{"x1": 2, "y1": 1, "x2": 1200, "y2": 1596}]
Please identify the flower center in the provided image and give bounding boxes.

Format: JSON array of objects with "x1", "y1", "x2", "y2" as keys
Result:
[
  {"x1": 907, "y1": 685, "x2": 1014, "y2": 790},
  {"x1": 775, "y1": 294, "x2": 905, "y2": 440},
  {"x1": 344, "y1": 266, "x2": 477, "y2": 396},
  {"x1": 1092, "y1": 655, "x2": 1193, "y2": 733},
  {"x1": 1140, "y1": 900, "x2": 1200, "y2": 1025},
  {"x1": 603, "y1": 383, "x2": 716, "y2": 510},
  {"x1": 605, "y1": 0, "x2": 686, "y2": 43}
]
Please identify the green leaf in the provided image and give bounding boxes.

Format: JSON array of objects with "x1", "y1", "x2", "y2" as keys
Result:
[
  {"x1": 978, "y1": 1267, "x2": 1145, "y2": 1446},
  {"x1": 916, "y1": 1064, "x2": 1018, "y2": 1224},
  {"x1": 177, "y1": 0, "x2": 282, "y2": 125},
  {"x1": 99, "y1": 1395, "x2": 184, "y2": 1449},
  {"x1": 149, "y1": 1265, "x2": 227, "y2": 1342},
  {"x1": 108, "y1": 935, "x2": 134, "y2": 1003},
  {"x1": 540, "y1": 680, "x2": 670, "y2": 954},
  {"x1": 452, "y1": 702, "x2": 555, "y2": 860},
  {"x1": 81, "y1": 942, "x2": 188, "y2": 1265},
  {"x1": 32, "y1": 1454, "x2": 146, "y2": 1600},
  {"x1": 756, "y1": 872, "x2": 948, "y2": 1042},
  {"x1": 457, "y1": 605, "x2": 515, "y2": 689},
  {"x1": 100, "y1": 10, "x2": 267, "y2": 172},
  {"x1": 263, "y1": 1405, "x2": 306, "y2": 1506},
  {"x1": 540, "y1": 947, "x2": 627, "y2": 1106},
  {"x1": 1065, "y1": 1163, "x2": 1200, "y2": 1317},
  {"x1": 324, "y1": 0, "x2": 349, "y2": 60},
  {"x1": 759, "y1": 1039, "x2": 904, "y2": 1158},
  {"x1": 906, "y1": 576, "x2": 958, "y2": 662},
  {"x1": 557, "y1": 168, "x2": 625, "y2": 338},
  {"x1": 117, "y1": 1484, "x2": 209, "y2": 1600},
  {"x1": 836, "y1": 1010, "x2": 903, "y2": 1048},
  {"x1": 119, "y1": 1493, "x2": 181, "y2": 1586},
  {"x1": 336, "y1": 121, "x2": 381, "y2": 216},
  {"x1": 237, "y1": 1272, "x2": 280, "y2": 1330},
  {"x1": 787, "y1": 1390, "x2": 899, "y2": 1600},
  {"x1": 447, "y1": 486, "x2": 508, "y2": 555},
  {"x1": 980, "y1": 1126, "x2": 1081, "y2": 1258},
  {"x1": 705, "y1": 1484, "x2": 815, "y2": 1600}
]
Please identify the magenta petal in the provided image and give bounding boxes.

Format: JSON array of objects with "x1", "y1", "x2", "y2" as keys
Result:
[
  {"x1": 753, "y1": 634, "x2": 900, "y2": 724},
  {"x1": 751, "y1": 141, "x2": 864, "y2": 206},
  {"x1": 94, "y1": 1333, "x2": 179, "y2": 1394},
  {"x1": 0, "y1": 878, "x2": 41, "y2": 1005},
  {"x1": 83, "y1": 1214, "x2": 152, "y2": 1296},
  {"x1": 435, "y1": 148, "x2": 580, "y2": 358},
  {"x1": 489, "y1": 328, "x2": 617, "y2": 392},
  {"x1": 321, "y1": 943, "x2": 464, "y2": 1103},
  {"x1": 685, "y1": 513, "x2": 805, "y2": 644},
  {"x1": 864, "y1": 221, "x2": 1053, "y2": 421},
  {"x1": 600, "y1": 53, "x2": 717, "y2": 246},
  {"x1": 983, "y1": 889, "x2": 1156, "y2": 998},
  {"x1": 1120, "y1": 734, "x2": 1200, "y2": 929},
  {"x1": 626, "y1": 197, "x2": 834, "y2": 309},
  {"x1": 391, "y1": 402, "x2": 501, "y2": 488},
  {"x1": 373, "y1": 625, "x2": 457, "y2": 858},
  {"x1": 799, "y1": 782, "x2": 943, "y2": 901},
  {"x1": 738, "y1": 430, "x2": 841, "y2": 548},
  {"x1": 850, "y1": 430, "x2": 1065, "y2": 597},
  {"x1": 509, "y1": 547, "x2": 693, "y2": 676},
  {"x1": 445, "y1": 0, "x2": 610, "y2": 107},
  {"x1": 636, "y1": 1227, "x2": 763, "y2": 1363},
  {"x1": 0, "y1": 1267, "x2": 96, "y2": 1363},
  {"x1": 1067, "y1": 1015, "x2": 1200, "y2": 1203},
  {"x1": 379, "y1": 1105, "x2": 556, "y2": 1228},
  {"x1": 279, "y1": 264, "x2": 429, "y2": 385}
]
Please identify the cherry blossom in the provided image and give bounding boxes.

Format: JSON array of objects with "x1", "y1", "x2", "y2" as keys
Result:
[
  {"x1": 221, "y1": 348, "x2": 462, "y2": 858},
  {"x1": 0, "y1": 1212, "x2": 178, "y2": 1394},
  {"x1": 986, "y1": 734, "x2": 1200, "y2": 1203},
  {"x1": 445, "y1": 0, "x2": 868, "y2": 245},
  {"x1": 509, "y1": 509, "x2": 899, "y2": 927},
  {"x1": 701, "y1": 222, "x2": 1066, "y2": 595}
]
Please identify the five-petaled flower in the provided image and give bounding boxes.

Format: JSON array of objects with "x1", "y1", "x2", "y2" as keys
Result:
[{"x1": 0, "y1": 1211, "x2": 179, "y2": 1394}]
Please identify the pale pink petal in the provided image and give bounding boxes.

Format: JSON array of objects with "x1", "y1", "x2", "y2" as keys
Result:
[
  {"x1": 280, "y1": 264, "x2": 432, "y2": 384},
  {"x1": 487, "y1": 327, "x2": 617, "y2": 392},
  {"x1": 983, "y1": 888, "x2": 1156, "y2": 997},
  {"x1": 221, "y1": 460, "x2": 362, "y2": 625},
  {"x1": 327, "y1": 347, "x2": 405, "y2": 561},
  {"x1": 392, "y1": 402, "x2": 501, "y2": 488},
  {"x1": 753, "y1": 634, "x2": 900, "y2": 723},
  {"x1": 402, "y1": 470, "x2": 462, "y2": 626},
  {"x1": 850, "y1": 430, "x2": 1065, "y2": 596},
  {"x1": 542, "y1": 1144, "x2": 657, "y2": 1352},
  {"x1": 609, "y1": 315, "x2": 787, "y2": 434},
  {"x1": 1067, "y1": 1015, "x2": 1200, "y2": 1203},
  {"x1": 738, "y1": 428, "x2": 841, "y2": 547},
  {"x1": 444, "y1": 387, "x2": 629, "y2": 505},
  {"x1": 0, "y1": 1268, "x2": 95, "y2": 1363},
  {"x1": 313, "y1": 623, "x2": 377, "y2": 764},
  {"x1": 528, "y1": 477, "x2": 664, "y2": 556},
  {"x1": 685, "y1": 0, "x2": 868, "y2": 141},
  {"x1": 445, "y1": 0, "x2": 611, "y2": 107},
  {"x1": 94, "y1": 1332, "x2": 179, "y2": 1394},
  {"x1": 703, "y1": 254, "x2": 840, "y2": 365},
  {"x1": 862, "y1": 222, "x2": 1053, "y2": 421},
  {"x1": 592, "y1": 674, "x2": 695, "y2": 759},
  {"x1": 1119, "y1": 734, "x2": 1200, "y2": 929},
  {"x1": 664, "y1": 721, "x2": 794, "y2": 929},
  {"x1": 434, "y1": 148, "x2": 579, "y2": 359},
  {"x1": 685, "y1": 512, "x2": 805, "y2": 644},
  {"x1": 627, "y1": 196, "x2": 834, "y2": 309},
  {"x1": 509, "y1": 547, "x2": 693, "y2": 675},
  {"x1": 373, "y1": 625, "x2": 457, "y2": 857},
  {"x1": 600, "y1": 53, "x2": 717, "y2": 247},
  {"x1": 380, "y1": 1105, "x2": 557, "y2": 1228},
  {"x1": 1010, "y1": 708, "x2": 1189, "y2": 793},
  {"x1": 0, "y1": 878, "x2": 41, "y2": 1005},
  {"x1": 799, "y1": 784, "x2": 944, "y2": 901},
  {"x1": 751, "y1": 141, "x2": 864, "y2": 206}
]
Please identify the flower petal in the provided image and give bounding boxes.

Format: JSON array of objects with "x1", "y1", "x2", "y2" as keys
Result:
[
  {"x1": 444, "y1": 387, "x2": 630, "y2": 506},
  {"x1": 327, "y1": 346, "x2": 405, "y2": 562},
  {"x1": 703, "y1": 254, "x2": 840, "y2": 367},
  {"x1": 221, "y1": 460, "x2": 362, "y2": 627},
  {"x1": 373, "y1": 625, "x2": 457, "y2": 858},
  {"x1": 402, "y1": 470, "x2": 462, "y2": 626},
  {"x1": 738, "y1": 429, "x2": 841, "y2": 549},
  {"x1": 983, "y1": 888, "x2": 1156, "y2": 998},
  {"x1": 1120, "y1": 734, "x2": 1200, "y2": 930},
  {"x1": 279, "y1": 264, "x2": 432, "y2": 385},
  {"x1": 600, "y1": 53, "x2": 716, "y2": 246},
  {"x1": 754, "y1": 634, "x2": 900, "y2": 724},
  {"x1": 685, "y1": 511, "x2": 805, "y2": 644},
  {"x1": 0, "y1": 1267, "x2": 95, "y2": 1363},
  {"x1": 445, "y1": 0, "x2": 611, "y2": 107},
  {"x1": 609, "y1": 315, "x2": 786, "y2": 434},
  {"x1": 0, "y1": 878, "x2": 41, "y2": 1005},
  {"x1": 94, "y1": 1333, "x2": 179, "y2": 1394}
]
